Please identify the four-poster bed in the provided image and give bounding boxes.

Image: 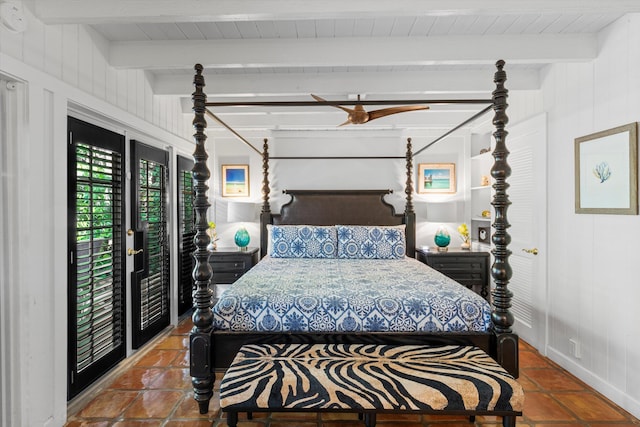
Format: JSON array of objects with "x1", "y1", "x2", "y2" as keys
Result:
[{"x1": 189, "y1": 61, "x2": 518, "y2": 417}]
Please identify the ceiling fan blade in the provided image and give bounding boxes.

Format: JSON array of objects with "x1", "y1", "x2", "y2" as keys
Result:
[
  {"x1": 337, "y1": 118, "x2": 353, "y2": 127},
  {"x1": 366, "y1": 105, "x2": 429, "y2": 122},
  {"x1": 311, "y1": 94, "x2": 354, "y2": 114}
]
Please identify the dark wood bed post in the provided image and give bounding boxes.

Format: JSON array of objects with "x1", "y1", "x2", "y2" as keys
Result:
[
  {"x1": 260, "y1": 138, "x2": 271, "y2": 258},
  {"x1": 490, "y1": 60, "x2": 518, "y2": 377},
  {"x1": 189, "y1": 64, "x2": 215, "y2": 414},
  {"x1": 405, "y1": 138, "x2": 416, "y2": 258}
]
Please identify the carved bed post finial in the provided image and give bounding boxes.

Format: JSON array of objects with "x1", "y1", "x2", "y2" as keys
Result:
[
  {"x1": 405, "y1": 138, "x2": 414, "y2": 214},
  {"x1": 189, "y1": 64, "x2": 214, "y2": 413},
  {"x1": 404, "y1": 138, "x2": 416, "y2": 257},
  {"x1": 490, "y1": 60, "x2": 513, "y2": 334},
  {"x1": 260, "y1": 138, "x2": 271, "y2": 258},
  {"x1": 262, "y1": 138, "x2": 271, "y2": 214}
]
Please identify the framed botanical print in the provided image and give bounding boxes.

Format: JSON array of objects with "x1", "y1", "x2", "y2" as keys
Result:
[
  {"x1": 574, "y1": 122, "x2": 638, "y2": 214},
  {"x1": 222, "y1": 164, "x2": 249, "y2": 197}
]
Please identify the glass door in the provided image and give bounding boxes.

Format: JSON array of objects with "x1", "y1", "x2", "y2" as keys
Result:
[
  {"x1": 130, "y1": 141, "x2": 170, "y2": 349},
  {"x1": 67, "y1": 117, "x2": 126, "y2": 399}
]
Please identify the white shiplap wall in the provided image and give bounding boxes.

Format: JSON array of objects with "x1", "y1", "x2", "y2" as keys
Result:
[
  {"x1": 542, "y1": 13, "x2": 640, "y2": 418},
  {"x1": 0, "y1": 7, "x2": 192, "y2": 139},
  {"x1": 0, "y1": 7, "x2": 193, "y2": 427}
]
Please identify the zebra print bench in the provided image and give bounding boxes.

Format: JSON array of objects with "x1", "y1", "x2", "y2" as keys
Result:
[{"x1": 220, "y1": 343, "x2": 524, "y2": 427}]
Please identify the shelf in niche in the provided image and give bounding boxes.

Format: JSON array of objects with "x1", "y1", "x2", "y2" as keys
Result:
[
  {"x1": 471, "y1": 185, "x2": 492, "y2": 191},
  {"x1": 472, "y1": 216, "x2": 491, "y2": 222},
  {"x1": 471, "y1": 151, "x2": 492, "y2": 160}
]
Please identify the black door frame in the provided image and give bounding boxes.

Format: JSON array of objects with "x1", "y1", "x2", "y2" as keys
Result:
[
  {"x1": 130, "y1": 140, "x2": 170, "y2": 349},
  {"x1": 67, "y1": 116, "x2": 126, "y2": 399}
]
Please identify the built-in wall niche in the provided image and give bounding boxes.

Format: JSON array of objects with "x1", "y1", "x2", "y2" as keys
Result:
[{"x1": 470, "y1": 133, "x2": 493, "y2": 248}]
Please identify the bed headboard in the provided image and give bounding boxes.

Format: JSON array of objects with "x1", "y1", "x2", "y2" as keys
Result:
[{"x1": 260, "y1": 190, "x2": 416, "y2": 258}]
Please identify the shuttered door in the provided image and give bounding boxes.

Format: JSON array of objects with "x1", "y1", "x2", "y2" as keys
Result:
[
  {"x1": 67, "y1": 117, "x2": 125, "y2": 399},
  {"x1": 177, "y1": 155, "x2": 195, "y2": 315},
  {"x1": 131, "y1": 141, "x2": 170, "y2": 349}
]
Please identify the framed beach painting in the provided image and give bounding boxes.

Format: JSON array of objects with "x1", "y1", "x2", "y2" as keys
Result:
[
  {"x1": 418, "y1": 163, "x2": 456, "y2": 194},
  {"x1": 222, "y1": 164, "x2": 250, "y2": 197},
  {"x1": 574, "y1": 122, "x2": 638, "y2": 215}
]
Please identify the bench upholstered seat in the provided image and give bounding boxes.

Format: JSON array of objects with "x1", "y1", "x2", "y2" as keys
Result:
[{"x1": 220, "y1": 343, "x2": 524, "y2": 427}]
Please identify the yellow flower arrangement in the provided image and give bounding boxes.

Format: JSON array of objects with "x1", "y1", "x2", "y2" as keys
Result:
[
  {"x1": 457, "y1": 223, "x2": 470, "y2": 243},
  {"x1": 207, "y1": 221, "x2": 218, "y2": 250}
]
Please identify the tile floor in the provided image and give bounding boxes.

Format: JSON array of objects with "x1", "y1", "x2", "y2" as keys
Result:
[{"x1": 65, "y1": 317, "x2": 640, "y2": 427}]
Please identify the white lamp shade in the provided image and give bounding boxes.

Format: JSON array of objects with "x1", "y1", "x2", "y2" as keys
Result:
[
  {"x1": 227, "y1": 202, "x2": 258, "y2": 223},
  {"x1": 426, "y1": 202, "x2": 458, "y2": 223}
]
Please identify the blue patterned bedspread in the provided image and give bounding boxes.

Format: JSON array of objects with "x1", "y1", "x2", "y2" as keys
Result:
[{"x1": 213, "y1": 256, "x2": 492, "y2": 333}]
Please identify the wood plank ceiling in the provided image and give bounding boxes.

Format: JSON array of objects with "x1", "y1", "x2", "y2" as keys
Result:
[{"x1": 30, "y1": 0, "x2": 640, "y2": 135}]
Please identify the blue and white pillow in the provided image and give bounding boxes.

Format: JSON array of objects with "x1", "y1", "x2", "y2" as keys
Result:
[
  {"x1": 270, "y1": 225, "x2": 337, "y2": 258},
  {"x1": 337, "y1": 225, "x2": 405, "y2": 259}
]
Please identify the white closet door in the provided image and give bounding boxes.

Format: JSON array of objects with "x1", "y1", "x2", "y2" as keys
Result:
[{"x1": 503, "y1": 113, "x2": 548, "y2": 350}]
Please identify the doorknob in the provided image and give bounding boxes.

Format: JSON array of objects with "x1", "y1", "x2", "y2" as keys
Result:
[
  {"x1": 128, "y1": 248, "x2": 144, "y2": 256},
  {"x1": 522, "y1": 248, "x2": 538, "y2": 255}
]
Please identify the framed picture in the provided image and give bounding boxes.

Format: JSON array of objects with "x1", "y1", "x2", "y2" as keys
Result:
[
  {"x1": 417, "y1": 163, "x2": 456, "y2": 194},
  {"x1": 222, "y1": 164, "x2": 250, "y2": 197},
  {"x1": 478, "y1": 226, "x2": 490, "y2": 244},
  {"x1": 574, "y1": 122, "x2": 638, "y2": 215}
]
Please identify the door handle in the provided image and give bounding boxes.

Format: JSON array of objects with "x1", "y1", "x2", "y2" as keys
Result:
[
  {"x1": 522, "y1": 248, "x2": 539, "y2": 255},
  {"x1": 128, "y1": 248, "x2": 144, "y2": 256}
]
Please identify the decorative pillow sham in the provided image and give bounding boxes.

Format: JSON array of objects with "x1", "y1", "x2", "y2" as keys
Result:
[
  {"x1": 337, "y1": 225, "x2": 405, "y2": 259},
  {"x1": 270, "y1": 225, "x2": 337, "y2": 258}
]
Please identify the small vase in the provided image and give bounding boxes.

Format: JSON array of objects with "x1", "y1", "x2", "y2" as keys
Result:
[
  {"x1": 461, "y1": 240, "x2": 471, "y2": 250},
  {"x1": 434, "y1": 227, "x2": 451, "y2": 252}
]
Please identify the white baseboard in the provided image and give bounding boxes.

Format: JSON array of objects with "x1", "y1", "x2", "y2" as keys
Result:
[{"x1": 546, "y1": 346, "x2": 640, "y2": 419}]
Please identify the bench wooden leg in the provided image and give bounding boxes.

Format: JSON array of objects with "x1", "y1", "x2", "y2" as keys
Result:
[
  {"x1": 469, "y1": 415, "x2": 476, "y2": 422},
  {"x1": 227, "y1": 411, "x2": 238, "y2": 427},
  {"x1": 247, "y1": 411, "x2": 253, "y2": 420},
  {"x1": 363, "y1": 413, "x2": 376, "y2": 427},
  {"x1": 502, "y1": 415, "x2": 515, "y2": 427}
]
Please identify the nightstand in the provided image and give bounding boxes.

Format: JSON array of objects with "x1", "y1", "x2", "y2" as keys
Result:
[
  {"x1": 209, "y1": 247, "x2": 260, "y2": 297},
  {"x1": 415, "y1": 247, "x2": 490, "y2": 301}
]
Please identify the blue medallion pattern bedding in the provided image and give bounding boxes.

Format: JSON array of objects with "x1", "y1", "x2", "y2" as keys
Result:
[{"x1": 213, "y1": 256, "x2": 492, "y2": 333}]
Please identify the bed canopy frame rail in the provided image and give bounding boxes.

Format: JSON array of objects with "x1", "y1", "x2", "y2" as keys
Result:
[{"x1": 189, "y1": 61, "x2": 516, "y2": 414}]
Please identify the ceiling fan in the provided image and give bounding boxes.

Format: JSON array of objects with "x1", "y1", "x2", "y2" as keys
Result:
[{"x1": 311, "y1": 94, "x2": 429, "y2": 126}]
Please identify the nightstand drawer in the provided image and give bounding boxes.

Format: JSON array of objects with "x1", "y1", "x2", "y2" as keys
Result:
[
  {"x1": 211, "y1": 260, "x2": 247, "y2": 272},
  {"x1": 415, "y1": 248, "x2": 490, "y2": 301},
  {"x1": 208, "y1": 247, "x2": 260, "y2": 286},
  {"x1": 214, "y1": 271, "x2": 245, "y2": 283}
]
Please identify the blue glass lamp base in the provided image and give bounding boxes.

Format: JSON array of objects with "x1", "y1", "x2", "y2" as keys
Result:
[{"x1": 234, "y1": 227, "x2": 250, "y2": 251}]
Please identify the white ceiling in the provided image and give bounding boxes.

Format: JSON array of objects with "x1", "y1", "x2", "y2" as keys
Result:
[{"x1": 29, "y1": 0, "x2": 640, "y2": 136}]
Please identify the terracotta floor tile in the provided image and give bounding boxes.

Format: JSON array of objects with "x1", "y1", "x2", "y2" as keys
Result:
[
  {"x1": 525, "y1": 368, "x2": 586, "y2": 391},
  {"x1": 270, "y1": 411, "x2": 319, "y2": 420},
  {"x1": 377, "y1": 412, "x2": 421, "y2": 422},
  {"x1": 65, "y1": 421, "x2": 111, "y2": 427},
  {"x1": 108, "y1": 368, "x2": 165, "y2": 389},
  {"x1": 154, "y1": 335, "x2": 189, "y2": 350},
  {"x1": 522, "y1": 392, "x2": 577, "y2": 422},
  {"x1": 172, "y1": 319, "x2": 194, "y2": 335},
  {"x1": 172, "y1": 393, "x2": 220, "y2": 420},
  {"x1": 171, "y1": 350, "x2": 190, "y2": 368},
  {"x1": 135, "y1": 349, "x2": 181, "y2": 367},
  {"x1": 520, "y1": 350, "x2": 551, "y2": 369},
  {"x1": 320, "y1": 412, "x2": 361, "y2": 421},
  {"x1": 76, "y1": 390, "x2": 139, "y2": 418},
  {"x1": 112, "y1": 421, "x2": 164, "y2": 426},
  {"x1": 531, "y1": 424, "x2": 588, "y2": 427},
  {"x1": 164, "y1": 421, "x2": 213, "y2": 427},
  {"x1": 149, "y1": 368, "x2": 192, "y2": 389},
  {"x1": 66, "y1": 317, "x2": 640, "y2": 427},
  {"x1": 552, "y1": 392, "x2": 629, "y2": 421},
  {"x1": 122, "y1": 390, "x2": 183, "y2": 419},
  {"x1": 517, "y1": 373, "x2": 541, "y2": 391}
]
